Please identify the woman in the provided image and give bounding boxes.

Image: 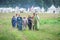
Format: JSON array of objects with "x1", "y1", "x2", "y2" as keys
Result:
[
  {"x1": 22, "y1": 17, "x2": 27, "y2": 30},
  {"x1": 12, "y1": 16, "x2": 17, "y2": 27},
  {"x1": 27, "y1": 15, "x2": 32, "y2": 30},
  {"x1": 35, "y1": 14, "x2": 40, "y2": 30},
  {"x1": 32, "y1": 13, "x2": 40, "y2": 30},
  {"x1": 17, "y1": 15, "x2": 22, "y2": 30},
  {"x1": 32, "y1": 13, "x2": 36, "y2": 30}
]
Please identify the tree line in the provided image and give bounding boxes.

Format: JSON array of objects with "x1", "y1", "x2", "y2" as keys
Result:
[{"x1": 0, "y1": 0, "x2": 60, "y2": 8}]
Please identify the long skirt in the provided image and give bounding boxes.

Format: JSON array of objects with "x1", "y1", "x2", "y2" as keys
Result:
[
  {"x1": 23, "y1": 23, "x2": 27, "y2": 30},
  {"x1": 12, "y1": 21, "x2": 16, "y2": 27},
  {"x1": 17, "y1": 23, "x2": 22, "y2": 30},
  {"x1": 37, "y1": 21, "x2": 40, "y2": 30},
  {"x1": 34, "y1": 21, "x2": 39, "y2": 30},
  {"x1": 28, "y1": 23, "x2": 32, "y2": 30}
]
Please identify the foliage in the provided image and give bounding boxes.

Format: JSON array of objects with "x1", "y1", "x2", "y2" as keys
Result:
[{"x1": 0, "y1": 0, "x2": 60, "y2": 8}]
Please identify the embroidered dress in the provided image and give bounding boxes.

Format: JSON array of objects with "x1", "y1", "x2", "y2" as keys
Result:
[
  {"x1": 33, "y1": 15, "x2": 40, "y2": 30},
  {"x1": 17, "y1": 17, "x2": 22, "y2": 30},
  {"x1": 12, "y1": 17, "x2": 17, "y2": 27},
  {"x1": 23, "y1": 18, "x2": 27, "y2": 30}
]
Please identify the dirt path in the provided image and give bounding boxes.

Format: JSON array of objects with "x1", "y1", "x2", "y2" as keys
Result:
[
  {"x1": 21, "y1": 32, "x2": 28, "y2": 40},
  {"x1": 8, "y1": 27, "x2": 28, "y2": 40}
]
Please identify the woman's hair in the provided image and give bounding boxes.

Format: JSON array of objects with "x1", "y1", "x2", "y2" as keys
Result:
[
  {"x1": 33, "y1": 13, "x2": 36, "y2": 16},
  {"x1": 16, "y1": 14, "x2": 18, "y2": 16},
  {"x1": 13, "y1": 16, "x2": 15, "y2": 17}
]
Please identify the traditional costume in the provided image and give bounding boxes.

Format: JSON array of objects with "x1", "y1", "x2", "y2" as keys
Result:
[
  {"x1": 17, "y1": 16, "x2": 22, "y2": 30},
  {"x1": 22, "y1": 17, "x2": 27, "y2": 30},
  {"x1": 28, "y1": 17, "x2": 32, "y2": 30},
  {"x1": 12, "y1": 16, "x2": 17, "y2": 27},
  {"x1": 35, "y1": 14, "x2": 40, "y2": 30},
  {"x1": 32, "y1": 14, "x2": 40, "y2": 30}
]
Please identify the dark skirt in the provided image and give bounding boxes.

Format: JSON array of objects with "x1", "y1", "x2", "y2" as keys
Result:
[
  {"x1": 28, "y1": 23, "x2": 32, "y2": 30},
  {"x1": 17, "y1": 17, "x2": 22, "y2": 30},
  {"x1": 12, "y1": 20, "x2": 17, "y2": 27}
]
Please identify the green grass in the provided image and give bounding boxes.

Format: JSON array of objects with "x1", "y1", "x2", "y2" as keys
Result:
[{"x1": 0, "y1": 13, "x2": 60, "y2": 40}]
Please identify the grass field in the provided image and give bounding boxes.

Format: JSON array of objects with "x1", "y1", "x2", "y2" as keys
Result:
[{"x1": 0, "y1": 13, "x2": 60, "y2": 40}]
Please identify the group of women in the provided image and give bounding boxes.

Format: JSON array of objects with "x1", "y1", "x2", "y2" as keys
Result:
[{"x1": 12, "y1": 13, "x2": 40, "y2": 30}]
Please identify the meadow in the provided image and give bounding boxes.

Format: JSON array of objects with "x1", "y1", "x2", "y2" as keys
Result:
[{"x1": 0, "y1": 13, "x2": 60, "y2": 40}]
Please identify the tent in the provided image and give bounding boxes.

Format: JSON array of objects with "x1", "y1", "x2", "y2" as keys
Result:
[{"x1": 47, "y1": 5, "x2": 56, "y2": 13}]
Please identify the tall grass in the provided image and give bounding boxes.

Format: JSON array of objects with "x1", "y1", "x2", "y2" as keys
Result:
[{"x1": 0, "y1": 13, "x2": 60, "y2": 40}]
